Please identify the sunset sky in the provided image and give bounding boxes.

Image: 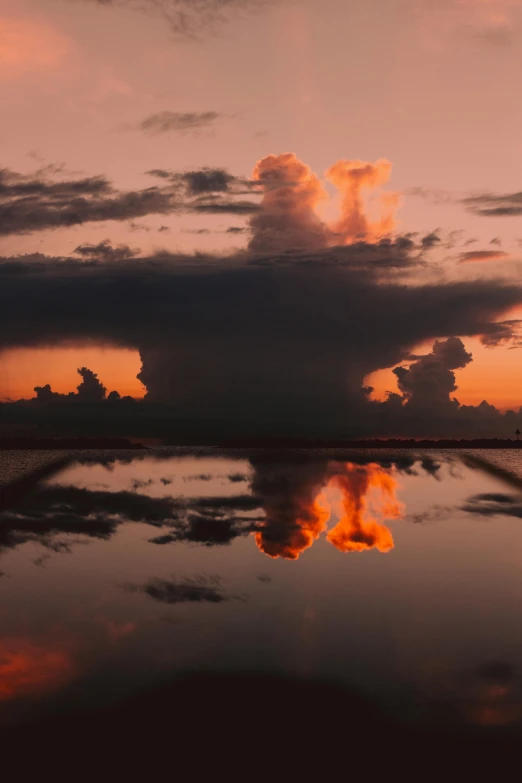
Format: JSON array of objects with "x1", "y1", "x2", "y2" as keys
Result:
[{"x1": 1, "y1": 0, "x2": 522, "y2": 436}]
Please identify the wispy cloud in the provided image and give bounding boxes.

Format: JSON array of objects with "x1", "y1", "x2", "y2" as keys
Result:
[
  {"x1": 138, "y1": 110, "x2": 223, "y2": 135},
  {"x1": 458, "y1": 249, "x2": 510, "y2": 262},
  {"x1": 463, "y1": 191, "x2": 522, "y2": 217}
]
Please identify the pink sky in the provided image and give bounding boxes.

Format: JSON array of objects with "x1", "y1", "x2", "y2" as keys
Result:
[{"x1": 1, "y1": 0, "x2": 522, "y2": 407}]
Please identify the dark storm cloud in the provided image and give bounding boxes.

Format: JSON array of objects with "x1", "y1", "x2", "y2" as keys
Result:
[
  {"x1": 393, "y1": 337, "x2": 473, "y2": 410},
  {"x1": 421, "y1": 230, "x2": 442, "y2": 249},
  {"x1": 1, "y1": 247, "x2": 522, "y2": 438},
  {"x1": 138, "y1": 111, "x2": 222, "y2": 135},
  {"x1": 0, "y1": 167, "x2": 177, "y2": 235},
  {"x1": 0, "y1": 165, "x2": 260, "y2": 235},
  {"x1": 181, "y1": 168, "x2": 236, "y2": 195},
  {"x1": 463, "y1": 191, "x2": 522, "y2": 217},
  {"x1": 126, "y1": 575, "x2": 232, "y2": 604},
  {"x1": 73, "y1": 0, "x2": 271, "y2": 37},
  {"x1": 190, "y1": 198, "x2": 259, "y2": 214}
]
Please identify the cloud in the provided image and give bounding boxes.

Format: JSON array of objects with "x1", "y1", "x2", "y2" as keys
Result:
[
  {"x1": 179, "y1": 167, "x2": 236, "y2": 195},
  {"x1": 126, "y1": 575, "x2": 232, "y2": 604},
  {"x1": 0, "y1": 166, "x2": 177, "y2": 236},
  {"x1": 71, "y1": 0, "x2": 271, "y2": 37},
  {"x1": 463, "y1": 191, "x2": 522, "y2": 217},
  {"x1": 248, "y1": 153, "x2": 330, "y2": 253},
  {"x1": 138, "y1": 111, "x2": 223, "y2": 135},
  {"x1": 458, "y1": 250, "x2": 510, "y2": 263},
  {"x1": 1, "y1": 247, "x2": 522, "y2": 438},
  {"x1": 248, "y1": 153, "x2": 401, "y2": 253},
  {"x1": 325, "y1": 159, "x2": 400, "y2": 243},
  {"x1": 33, "y1": 366, "x2": 110, "y2": 403},
  {"x1": 393, "y1": 337, "x2": 473, "y2": 410},
  {"x1": 0, "y1": 16, "x2": 70, "y2": 79},
  {"x1": 0, "y1": 165, "x2": 260, "y2": 236},
  {"x1": 73, "y1": 240, "x2": 140, "y2": 262},
  {"x1": 251, "y1": 458, "x2": 406, "y2": 560}
]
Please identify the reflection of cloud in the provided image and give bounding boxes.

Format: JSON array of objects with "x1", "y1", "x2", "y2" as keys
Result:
[
  {"x1": 326, "y1": 465, "x2": 403, "y2": 554},
  {"x1": 0, "y1": 638, "x2": 73, "y2": 701},
  {"x1": 419, "y1": 658, "x2": 522, "y2": 730},
  {"x1": 126, "y1": 575, "x2": 233, "y2": 604},
  {"x1": 252, "y1": 460, "x2": 404, "y2": 560},
  {"x1": 462, "y1": 492, "x2": 522, "y2": 519},
  {"x1": 467, "y1": 661, "x2": 520, "y2": 727}
]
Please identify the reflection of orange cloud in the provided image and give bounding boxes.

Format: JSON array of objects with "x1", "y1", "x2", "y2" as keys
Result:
[
  {"x1": 0, "y1": 639, "x2": 74, "y2": 701},
  {"x1": 254, "y1": 462, "x2": 403, "y2": 560},
  {"x1": 255, "y1": 490, "x2": 331, "y2": 560},
  {"x1": 327, "y1": 464, "x2": 403, "y2": 553},
  {"x1": 0, "y1": 16, "x2": 70, "y2": 79}
]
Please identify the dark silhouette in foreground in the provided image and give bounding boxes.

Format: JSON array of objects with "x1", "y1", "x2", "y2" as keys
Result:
[{"x1": 2, "y1": 672, "x2": 519, "y2": 776}]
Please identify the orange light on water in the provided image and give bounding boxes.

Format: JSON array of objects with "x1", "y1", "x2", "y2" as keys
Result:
[{"x1": 0, "y1": 639, "x2": 74, "y2": 701}]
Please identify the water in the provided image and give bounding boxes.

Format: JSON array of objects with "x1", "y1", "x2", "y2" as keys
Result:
[{"x1": 1, "y1": 448, "x2": 522, "y2": 754}]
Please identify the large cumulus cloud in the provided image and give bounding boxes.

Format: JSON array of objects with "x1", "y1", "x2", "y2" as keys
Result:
[
  {"x1": 1, "y1": 151, "x2": 521, "y2": 439},
  {"x1": 1, "y1": 246, "x2": 521, "y2": 438}
]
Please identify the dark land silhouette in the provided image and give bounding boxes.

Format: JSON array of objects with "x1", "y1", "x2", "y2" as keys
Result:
[
  {"x1": 0, "y1": 437, "x2": 147, "y2": 450},
  {"x1": 1, "y1": 436, "x2": 521, "y2": 450}
]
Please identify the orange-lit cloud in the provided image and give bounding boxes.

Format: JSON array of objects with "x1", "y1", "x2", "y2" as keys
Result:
[
  {"x1": 254, "y1": 462, "x2": 403, "y2": 560},
  {"x1": 458, "y1": 249, "x2": 510, "y2": 263},
  {"x1": 326, "y1": 464, "x2": 403, "y2": 553},
  {"x1": 0, "y1": 16, "x2": 70, "y2": 79},
  {"x1": 326, "y1": 159, "x2": 400, "y2": 243},
  {"x1": 0, "y1": 639, "x2": 74, "y2": 701},
  {"x1": 249, "y1": 152, "x2": 329, "y2": 252},
  {"x1": 249, "y1": 153, "x2": 400, "y2": 252}
]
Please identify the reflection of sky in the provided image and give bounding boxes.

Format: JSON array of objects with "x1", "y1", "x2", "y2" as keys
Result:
[
  {"x1": 46, "y1": 456, "x2": 253, "y2": 499},
  {"x1": 2, "y1": 450, "x2": 522, "y2": 733}
]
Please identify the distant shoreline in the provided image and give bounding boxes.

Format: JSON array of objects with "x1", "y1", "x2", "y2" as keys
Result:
[
  {"x1": 0, "y1": 438, "x2": 148, "y2": 450},
  {"x1": 0, "y1": 437, "x2": 520, "y2": 450}
]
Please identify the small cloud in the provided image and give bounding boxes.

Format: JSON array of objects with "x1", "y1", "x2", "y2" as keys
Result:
[
  {"x1": 458, "y1": 250, "x2": 510, "y2": 263},
  {"x1": 463, "y1": 191, "x2": 522, "y2": 217},
  {"x1": 126, "y1": 575, "x2": 233, "y2": 604},
  {"x1": 138, "y1": 111, "x2": 223, "y2": 135}
]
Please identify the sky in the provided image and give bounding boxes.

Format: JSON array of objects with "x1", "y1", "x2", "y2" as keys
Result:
[{"x1": 1, "y1": 0, "x2": 522, "y2": 437}]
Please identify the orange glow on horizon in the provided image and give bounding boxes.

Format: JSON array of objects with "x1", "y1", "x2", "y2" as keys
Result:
[
  {"x1": 0, "y1": 346, "x2": 145, "y2": 401},
  {"x1": 366, "y1": 334, "x2": 522, "y2": 411}
]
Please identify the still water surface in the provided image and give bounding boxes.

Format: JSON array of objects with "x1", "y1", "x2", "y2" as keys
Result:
[{"x1": 1, "y1": 448, "x2": 522, "y2": 736}]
